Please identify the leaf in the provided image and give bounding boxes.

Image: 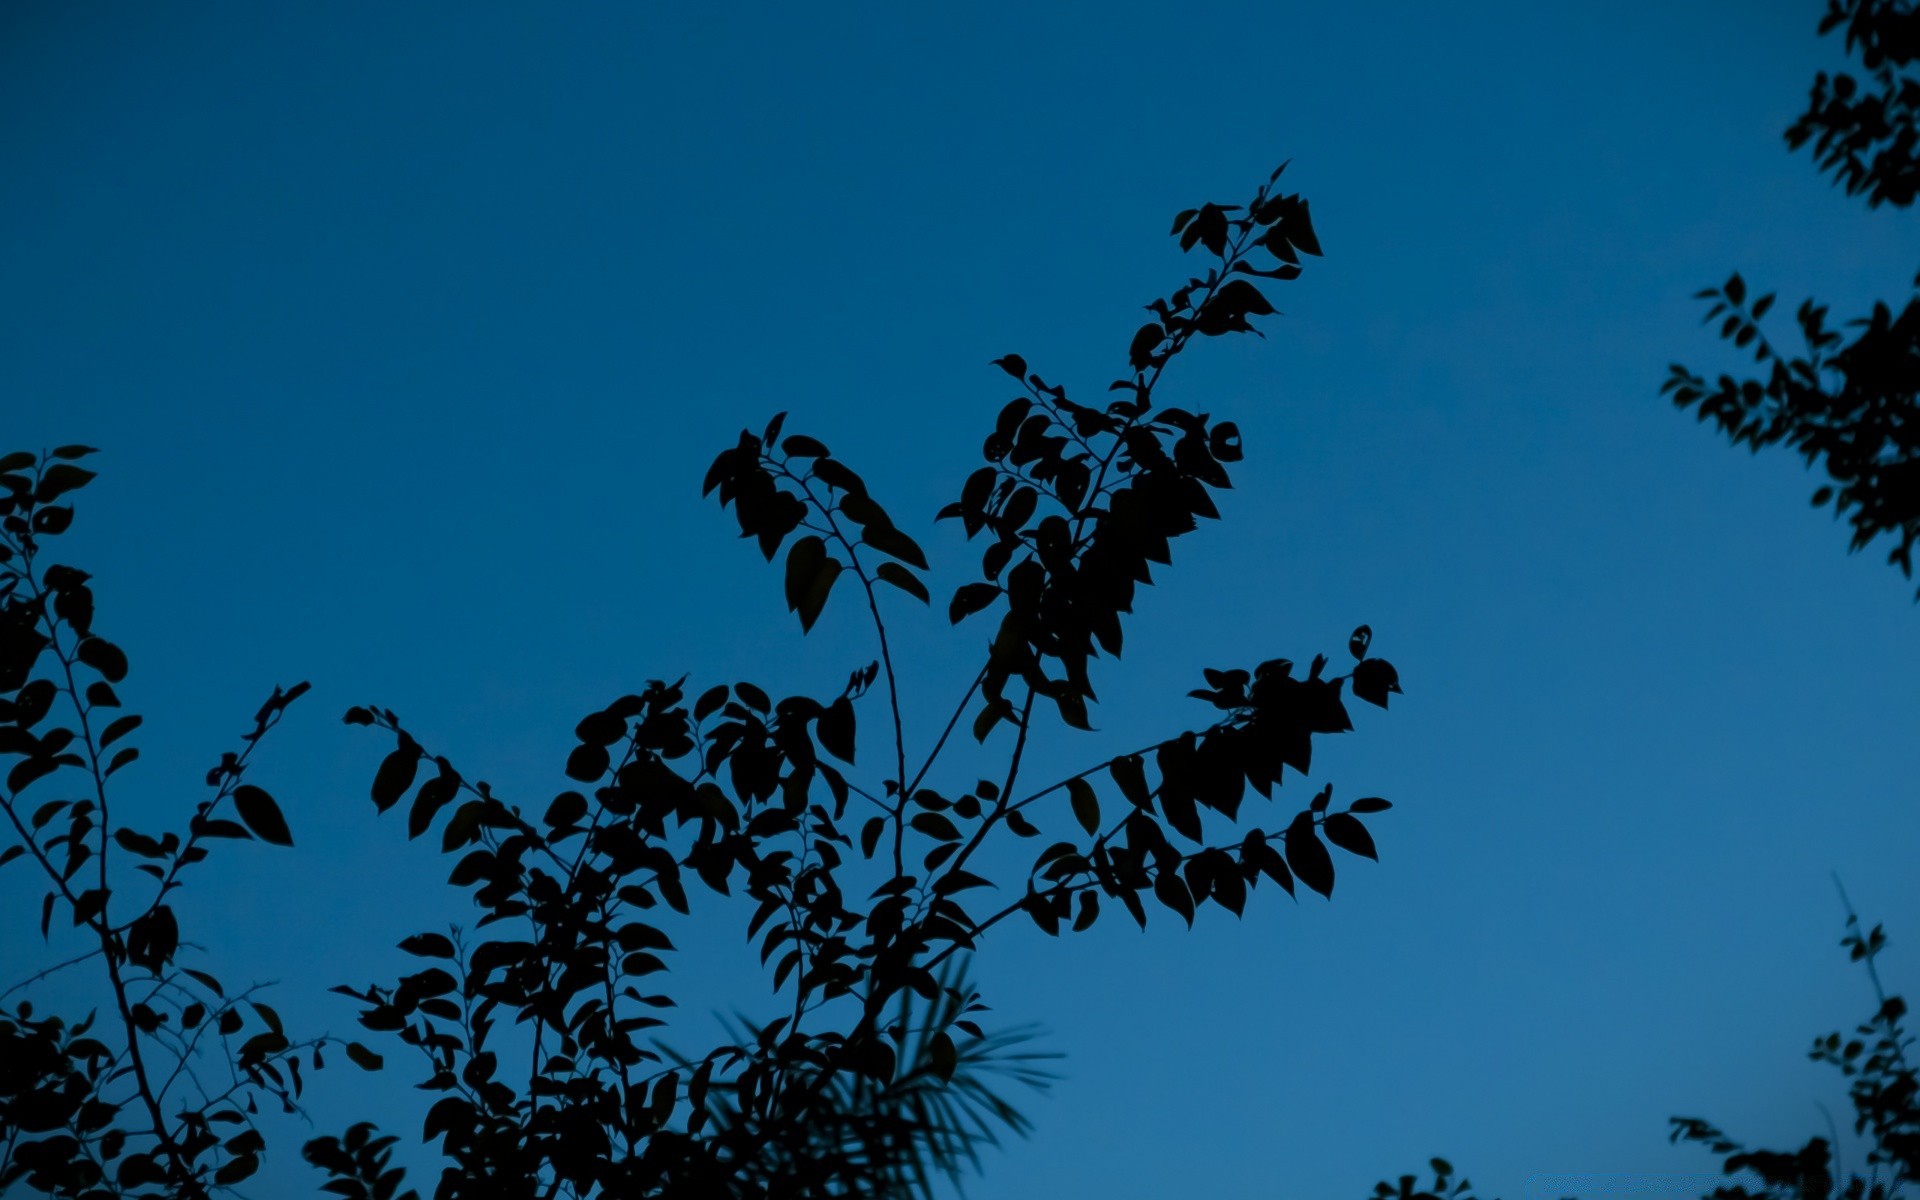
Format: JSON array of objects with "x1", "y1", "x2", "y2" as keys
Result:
[
  {"x1": 399, "y1": 932, "x2": 456, "y2": 959},
  {"x1": 860, "y1": 816, "x2": 884, "y2": 859},
  {"x1": 1130, "y1": 322, "x2": 1166, "y2": 370},
  {"x1": 76, "y1": 637, "x2": 128, "y2": 683},
  {"x1": 1068, "y1": 778, "x2": 1100, "y2": 835},
  {"x1": 910, "y1": 812, "x2": 961, "y2": 841},
  {"x1": 874, "y1": 561, "x2": 929, "y2": 604},
  {"x1": 1322, "y1": 812, "x2": 1378, "y2": 861},
  {"x1": 694, "y1": 685, "x2": 728, "y2": 721},
  {"x1": 51, "y1": 445, "x2": 98, "y2": 460},
  {"x1": 949, "y1": 583, "x2": 1002, "y2": 624},
  {"x1": 861, "y1": 523, "x2": 928, "y2": 570},
  {"x1": 784, "y1": 535, "x2": 827, "y2": 613},
  {"x1": 1153, "y1": 873, "x2": 1194, "y2": 927},
  {"x1": 1053, "y1": 692, "x2": 1093, "y2": 731},
  {"x1": 36, "y1": 463, "x2": 97, "y2": 502},
  {"x1": 232, "y1": 785, "x2": 293, "y2": 847},
  {"x1": 1348, "y1": 624, "x2": 1372, "y2": 661},
  {"x1": 817, "y1": 696, "x2": 856, "y2": 763},
  {"x1": 811, "y1": 458, "x2": 866, "y2": 496},
  {"x1": 100, "y1": 714, "x2": 142, "y2": 748},
  {"x1": 1349, "y1": 797, "x2": 1391, "y2": 814},
  {"x1": 992, "y1": 354, "x2": 1028, "y2": 379},
  {"x1": 565, "y1": 743, "x2": 609, "y2": 782},
  {"x1": 8, "y1": 755, "x2": 58, "y2": 795},
  {"x1": 1110, "y1": 755, "x2": 1151, "y2": 809},
  {"x1": 797, "y1": 558, "x2": 842, "y2": 634},
  {"x1": 1285, "y1": 813, "x2": 1334, "y2": 897},
  {"x1": 1350, "y1": 658, "x2": 1401, "y2": 709},
  {"x1": 345, "y1": 1042, "x2": 383, "y2": 1071},
  {"x1": 371, "y1": 747, "x2": 420, "y2": 813},
  {"x1": 781, "y1": 435, "x2": 829, "y2": 458},
  {"x1": 929, "y1": 1030, "x2": 958, "y2": 1081},
  {"x1": 72, "y1": 888, "x2": 108, "y2": 926}
]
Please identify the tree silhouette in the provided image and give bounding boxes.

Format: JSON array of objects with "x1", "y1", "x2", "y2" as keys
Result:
[
  {"x1": 1663, "y1": 0, "x2": 1920, "y2": 592},
  {"x1": 2, "y1": 163, "x2": 1408, "y2": 1198}
]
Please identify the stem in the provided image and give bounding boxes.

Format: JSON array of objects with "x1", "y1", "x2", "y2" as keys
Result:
[
  {"x1": 945, "y1": 690, "x2": 1036, "y2": 881},
  {"x1": 772, "y1": 460, "x2": 911, "y2": 872},
  {"x1": 20, "y1": 522, "x2": 206, "y2": 1197},
  {"x1": 902, "y1": 666, "x2": 986, "y2": 800}
]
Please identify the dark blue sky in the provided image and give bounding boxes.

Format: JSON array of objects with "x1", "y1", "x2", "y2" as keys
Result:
[{"x1": 4, "y1": 3, "x2": 1918, "y2": 1197}]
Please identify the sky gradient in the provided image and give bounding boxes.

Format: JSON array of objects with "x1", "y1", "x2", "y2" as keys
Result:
[{"x1": 3, "y1": 3, "x2": 1918, "y2": 1197}]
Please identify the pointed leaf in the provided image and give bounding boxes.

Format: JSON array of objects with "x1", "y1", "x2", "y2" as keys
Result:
[{"x1": 232, "y1": 785, "x2": 293, "y2": 847}]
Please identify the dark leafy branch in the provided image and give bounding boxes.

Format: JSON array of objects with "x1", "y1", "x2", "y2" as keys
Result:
[
  {"x1": 0, "y1": 448, "x2": 364, "y2": 1198},
  {"x1": 1665, "y1": 0, "x2": 1920, "y2": 591}
]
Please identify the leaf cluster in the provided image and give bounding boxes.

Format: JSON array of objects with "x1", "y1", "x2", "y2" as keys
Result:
[
  {"x1": 1664, "y1": 0, "x2": 1920, "y2": 591},
  {"x1": 1788, "y1": 0, "x2": 1920, "y2": 209}
]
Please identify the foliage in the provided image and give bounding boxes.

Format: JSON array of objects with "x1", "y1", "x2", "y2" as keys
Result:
[
  {"x1": 316, "y1": 163, "x2": 1402, "y2": 1198},
  {"x1": 0, "y1": 448, "x2": 353, "y2": 1197},
  {"x1": 2, "y1": 163, "x2": 1406, "y2": 1198},
  {"x1": 1669, "y1": 905, "x2": 1918, "y2": 1200},
  {"x1": 1662, "y1": 0, "x2": 1920, "y2": 591},
  {"x1": 1364, "y1": 1158, "x2": 1485, "y2": 1200},
  {"x1": 1788, "y1": 0, "x2": 1920, "y2": 209}
]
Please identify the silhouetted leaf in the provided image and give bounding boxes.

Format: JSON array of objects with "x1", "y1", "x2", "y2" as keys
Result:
[
  {"x1": 949, "y1": 583, "x2": 1002, "y2": 624},
  {"x1": 818, "y1": 696, "x2": 856, "y2": 763},
  {"x1": 785, "y1": 535, "x2": 827, "y2": 614},
  {"x1": 1154, "y1": 873, "x2": 1195, "y2": 926},
  {"x1": 76, "y1": 637, "x2": 127, "y2": 683},
  {"x1": 233, "y1": 785, "x2": 293, "y2": 847},
  {"x1": 797, "y1": 557, "x2": 842, "y2": 633},
  {"x1": 1285, "y1": 813, "x2": 1334, "y2": 897},
  {"x1": 875, "y1": 561, "x2": 929, "y2": 603},
  {"x1": 862, "y1": 523, "x2": 928, "y2": 570},
  {"x1": 36, "y1": 463, "x2": 96, "y2": 502},
  {"x1": 1110, "y1": 755, "x2": 1150, "y2": 809},
  {"x1": 1351, "y1": 658, "x2": 1401, "y2": 708},
  {"x1": 371, "y1": 747, "x2": 420, "y2": 813},
  {"x1": 911, "y1": 812, "x2": 961, "y2": 841},
  {"x1": 100, "y1": 713, "x2": 141, "y2": 748},
  {"x1": 1323, "y1": 812, "x2": 1377, "y2": 860},
  {"x1": 1068, "y1": 778, "x2": 1100, "y2": 835},
  {"x1": 399, "y1": 933, "x2": 456, "y2": 959}
]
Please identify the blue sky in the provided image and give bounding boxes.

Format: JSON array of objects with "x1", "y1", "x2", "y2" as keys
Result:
[{"x1": 4, "y1": 3, "x2": 1918, "y2": 1197}]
